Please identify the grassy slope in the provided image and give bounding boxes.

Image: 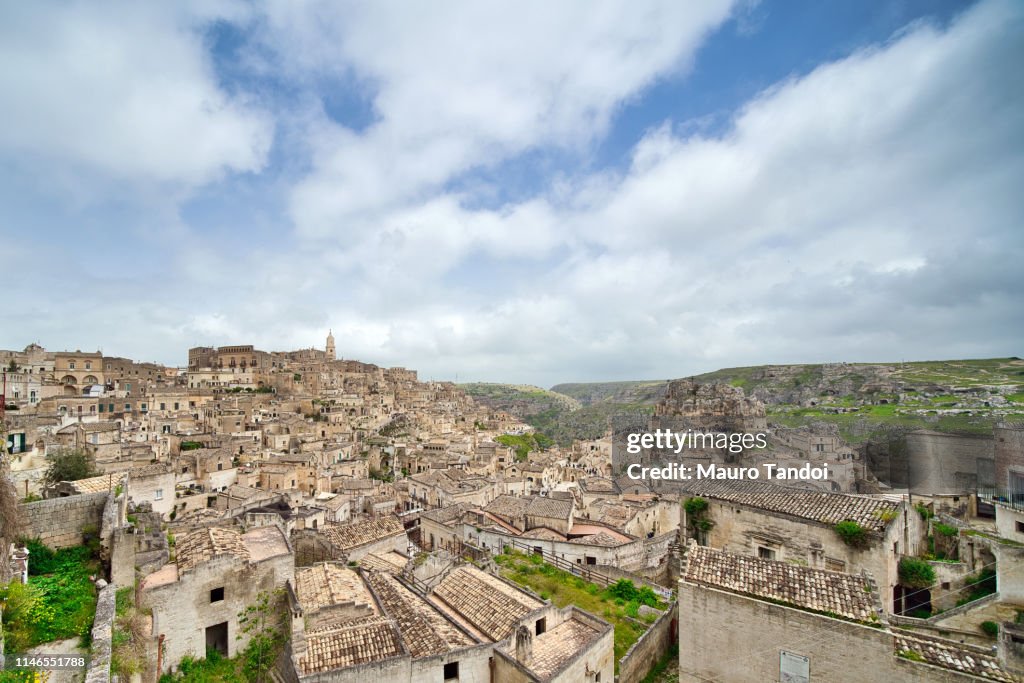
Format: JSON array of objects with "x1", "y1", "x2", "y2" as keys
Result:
[{"x1": 464, "y1": 359, "x2": 1024, "y2": 445}]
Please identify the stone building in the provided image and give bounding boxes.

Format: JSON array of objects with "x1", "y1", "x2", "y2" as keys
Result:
[
  {"x1": 284, "y1": 562, "x2": 613, "y2": 683},
  {"x1": 141, "y1": 524, "x2": 294, "y2": 671},
  {"x1": 678, "y1": 543, "x2": 1017, "y2": 682},
  {"x1": 681, "y1": 479, "x2": 924, "y2": 614},
  {"x1": 292, "y1": 515, "x2": 409, "y2": 566}
]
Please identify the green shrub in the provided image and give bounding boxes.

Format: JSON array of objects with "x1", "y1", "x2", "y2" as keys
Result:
[
  {"x1": 899, "y1": 557, "x2": 936, "y2": 589},
  {"x1": 684, "y1": 497, "x2": 708, "y2": 516},
  {"x1": 980, "y1": 621, "x2": 999, "y2": 637},
  {"x1": 834, "y1": 521, "x2": 869, "y2": 549},
  {"x1": 934, "y1": 523, "x2": 959, "y2": 538},
  {"x1": 962, "y1": 568, "x2": 998, "y2": 602},
  {"x1": 915, "y1": 503, "x2": 934, "y2": 520}
]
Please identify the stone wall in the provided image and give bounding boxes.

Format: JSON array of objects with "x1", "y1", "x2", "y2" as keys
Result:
[
  {"x1": 19, "y1": 491, "x2": 109, "y2": 548},
  {"x1": 617, "y1": 601, "x2": 677, "y2": 683},
  {"x1": 85, "y1": 582, "x2": 116, "y2": 683},
  {"x1": 679, "y1": 580, "x2": 991, "y2": 682},
  {"x1": 906, "y1": 431, "x2": 994, "y2": 495}
]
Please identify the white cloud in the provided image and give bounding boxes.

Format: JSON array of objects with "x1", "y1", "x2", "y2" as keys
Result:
[
  {"x1": 3, "y1": 0, "x2": 1021, "y2": 387},
  {"x1": 262, "y1": 0, "x2": 736, "y2": 238},
  {"x1": 0, "y1": 2, "x2": 272, "y2": 186}
]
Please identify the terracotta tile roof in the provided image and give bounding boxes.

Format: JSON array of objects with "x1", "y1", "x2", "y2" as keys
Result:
[
  {"x1": 683, "y1": 545, "x2": 878, "y2": 623},
  {"x1": 359, "y1": 552, "x2": 408, "y2": 575},
  {"x1": 568, "y1": 532, "x2": 622, "y2": 547},
  {"x1": 579, "y1": 477, "x2": 618, "y2": 494},
  {"x1": 420, "y1": 503, "x2": 468, "y2": 524},
  {"x1": 894, "y1": 633, "x2": 1016, "y2": 682},
  {"x1": 69, "y1": 472, "x2": 126, "y2": 494},
  {"x1": 301, "y1": 616, "x2": 404, "y2": 673},
  {"x1": 432, "y1": 566, "x2": 543, "y2": 641},
  {"x1": 686, "y1": 480, "x2": 900, "y2": 532},
  {"x1": 484, "y1": 495, "x2": 573, "y2": 523},
  {"x1": 520, "y1": 527, "x2": 567, "y2": 541},
  {"x1": 363, "y1": 571, "x2": 475, "y2": 658},
  {"x1": 176, "y1": 526, "x2": 249, "y2": 572},
  {"x1": 294, "y1": 563, "x2": 377, "y2": 615},
  {"x1": 320, "y1": 515, "x2": 405, "y2": 551}
]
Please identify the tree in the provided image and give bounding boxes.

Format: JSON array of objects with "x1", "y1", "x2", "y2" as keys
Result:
[
  {"x1": 43, "y1": 448, "x2": 99, "y2": 485},
  {"x1": 237, "y1": 589, "x2": 286, "y2": 683}
]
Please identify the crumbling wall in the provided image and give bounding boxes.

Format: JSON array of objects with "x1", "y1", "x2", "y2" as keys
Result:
[
  {"x1": 618, "y1": 602, "x2": 678, "y2": 683},
  {"x1": 85, "y1": 582, "x2": 116, "y2": 683}
]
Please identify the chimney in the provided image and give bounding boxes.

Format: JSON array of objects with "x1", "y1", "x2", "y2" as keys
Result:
[{"x1": 515, "y1": 625, "x2": 533, "y2": 666}]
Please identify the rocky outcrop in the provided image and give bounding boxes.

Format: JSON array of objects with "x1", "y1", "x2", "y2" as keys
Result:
[{"x1": 654, "y1": 380, "x2": 767, "y2": 432}]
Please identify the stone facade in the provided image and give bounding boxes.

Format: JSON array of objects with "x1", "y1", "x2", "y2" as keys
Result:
[
  {"x1": 19, "y1": 491, "x2": 109, "y2": 548},
  {"x1": 678, "y1": 581, "x2": 1008, "y2": 682}
]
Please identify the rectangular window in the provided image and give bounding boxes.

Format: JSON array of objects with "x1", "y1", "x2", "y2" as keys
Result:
[
  {"x1": 174, "y1": 402, "x2": 179, "y2": 410},
  {"x1": 210, "y1": 587, "x2": 224, "y2": 603},
  {"x1": 535, "y1": 618, "x2": 546, "y2": 635},
  {"x1": 140, "y1": 403, "x2": 147, "y2": 411},
  {"x1": 109, "y1": 403, "x2": 114, "y2": 412},
  {"x1": 154, "y1": 489, "x2": 163, "y2": 500},
  {"x1": 160, "y1": 403, "x2": 166, "y2": 410},
  {"x1": 1016, "y1": 521, "x2": 1024, "y2": 534},
  {"x1": 98, "y1": 404, "x2": 105, "y2": 413},
  {"x1": 443, "y1": 662, "x2": 458, "y2": 681},
  {"x1": 758, "y1": 547, "x2": 776, "y2": 560}
]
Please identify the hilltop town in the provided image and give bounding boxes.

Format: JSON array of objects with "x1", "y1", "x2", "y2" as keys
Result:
[{"x1": 1, "y1": 339, "x2": 1022, "y2": 682}]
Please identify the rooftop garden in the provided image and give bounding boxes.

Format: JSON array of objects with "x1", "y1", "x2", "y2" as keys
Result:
[{"x1": 494, "y1": 549, "x2": 668, "y2": 673}]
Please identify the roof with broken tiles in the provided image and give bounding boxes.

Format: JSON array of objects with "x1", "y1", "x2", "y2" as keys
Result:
[
  {"x1": 894, "y1": 633, "x2": 1016, "y2": 682},
  {"x1": 176, "y1": 526, "x2": 250, "y2": 571},
  {"x1": 682, "y1": 544, "x2": 879, "y2": 623},
  {"x1": 319, "y1": 515, "x2": 405, "y2": 550},
  {"x1": 501, "y1": 617, "x2": 605, "y2": 681},
  {"x1": 432, "y1": 565, "x2": 543, "y2": 641},
  {"x1": 295, "y1": 563, "x2": 378, "y2": 615},
  {"x1": 685, "y1": 479, "x2": 900, "y2": 532}
]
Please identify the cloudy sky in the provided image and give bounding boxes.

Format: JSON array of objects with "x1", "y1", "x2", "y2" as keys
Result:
[{"x1": 2, "y1": 0, "x2": 1021, "y2": 386}]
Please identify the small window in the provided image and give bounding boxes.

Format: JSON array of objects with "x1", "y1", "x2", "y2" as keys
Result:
[
  {"x1": 217, "y1": 463, "x2": 223, "y2": 471},
  {"x1": 758, "y1": 547, "x2": 775, "y2": 560},
  {"x1": 596, "y1": 673, "x2": 601, "y2": 682},
  {"x1": 70, "y1": 362, "x2": 76, "y2": 369},
  {"x1": 155, "y1": 489, "x2": 163, "y2": 500},
  {"x1": 210, "y1": 587, "x2": 224, "y2": 603},
  {"x1": 443, "y1": 662, "x2": 459, "y2": 680},
  {"x1": 1016, "y1": 521, "x2": 1024, "y2": 534},
  {"x1": 941, "y1": 582, "x2": 951, "y2": 590},
  {"x1": 535, "y1": 618, "x2": 546, "y2": 635}
]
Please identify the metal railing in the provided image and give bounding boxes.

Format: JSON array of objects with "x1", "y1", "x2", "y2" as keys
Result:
[{"x1": 977, "y1": 486, "x2": 1024, "y2": 512}]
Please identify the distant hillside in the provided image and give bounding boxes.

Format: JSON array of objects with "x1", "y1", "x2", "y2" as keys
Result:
[
  {"x1": 465, "y1": 359, "x2": 1024, "y2": 446},
  {"x1": 460, "y1": 383, "x2": 581, "y2": 416},
  {"x1": 550, "y1": 380, "x2": 669, "y2": 406}
]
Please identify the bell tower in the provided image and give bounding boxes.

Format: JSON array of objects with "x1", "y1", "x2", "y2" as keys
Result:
[{"x1": 325, "y1": 329, "x2": 336, "y2": 360}]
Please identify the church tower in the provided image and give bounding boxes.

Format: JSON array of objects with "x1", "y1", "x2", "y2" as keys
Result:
[{"x1": 326, "y1": 329, "x2": 335, "y2": 360}]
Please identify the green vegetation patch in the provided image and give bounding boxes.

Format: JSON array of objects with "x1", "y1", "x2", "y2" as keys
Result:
[
  {"x1": 899, "y1": 557, "x2": 936, "y2": 589},
  {"x1": 1, "y1": 543, "x2": 99, "y2": 651},
  {"x1": 495, "y1": 551, "x2": 666, "y2": 672},
  {"x1": 496, "y1": 433, "x2": 553, "y2": 462}
]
